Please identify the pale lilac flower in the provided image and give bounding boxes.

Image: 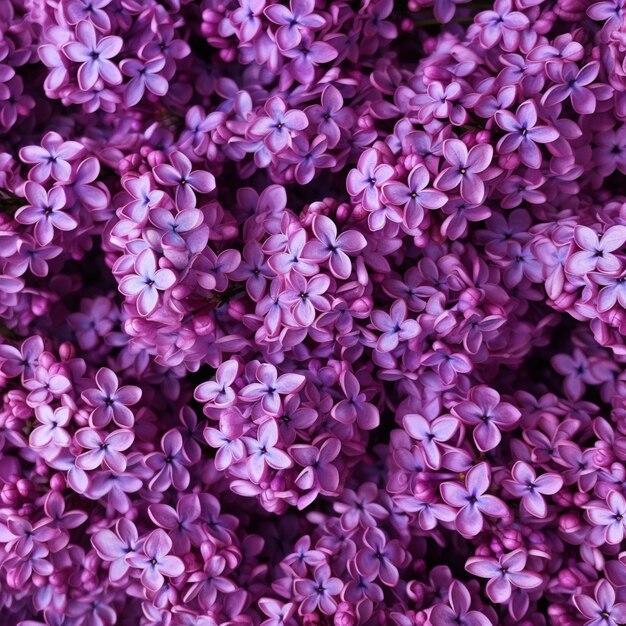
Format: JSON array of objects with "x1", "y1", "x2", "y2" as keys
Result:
[
  {"x1": 264, "y1": 0, "x2": 325, "y2": 50},
  {"x1": 403, "y1": 414, "x2": 459, "y2": 469},
  {"x1": 573, "y1": 580, "x2": 626, "y2": 626},
  {"x1": 91, "y1": 519, "x2": 141, "y2": 582},
  {"x1": 29, "y1": 405, "x2": 71, "y2": 448},
  {"x1": 502, "y1": 461, "x2": 563, "y2": 518},
  {"x1": 430, "y1": 580, "x2": 494, "y2": 626},
  {"x1": 347, "y1": 148, "x2": 395, "y2": 211},
  {"x1": 63, "y1": 20, "x2": 123, "y2": 90},
  {"x1": 294, "y1": 563, "x2": 343, "y2": 615},
  {"x1": 127, "y1": 529, "x2": 184, "y2": 592},
  {"x1": 248, "y1": 96, "x2": 308, "y2": 152},
  {"x1": 565, "y1": 226, "x2": 626, "y2": 275},
  {"x1": 75, "y1": 428, "x2": 134, "y2": 473},
  {"x1": 242, "y1": 419, "x2": 293, "y2": 482},
  {"x1": 440, "y1": 462, "x2": 509, "y2": 537},
  {"x1": 465, "y1": 549, "x2": 543, "y2": 603},
  {"x1": 19, "y1": 132, "x2": 83, "y2": 182}
]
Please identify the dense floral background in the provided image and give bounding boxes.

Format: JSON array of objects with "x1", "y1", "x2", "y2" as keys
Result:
[{"x1": 1, "y1": 0, "x2": 626, "y2": 623}]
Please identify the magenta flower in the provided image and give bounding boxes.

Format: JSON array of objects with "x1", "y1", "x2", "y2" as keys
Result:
[
  {"x1": 382, "y1": 164, "x2": 447, "y2": 229},
  {"x1": 63, "y1": 20, "x2": 123, "y2": 90},
  {"x1": 148, "y1": 494, "x2": 203, "y2": 554},
  {"x1": 184, "y1": 543, "x2": 237, "y2": 609},
  {"x1": 465, "y1": 549, "x2": 543, "y2": 603},
  {"x1": 81, "y1": 367, "x2": 141, "y2": 428},
  {"x1": 502, "y1": 461, "x2": 563, "y2": 518},
  {"x1": 452, "y1": 386, "x2": 521, "y2": 452},
  {"x1": 334, "y1": 482, "x2": 389, "y2": 529},
  {"x1": 565, "y1": 225, "x2": 626, "y2": 275},
  {"x1": 291, "y1": 438, "x2": 341, "y2": 504},
  {"x1": 127, "y1": 529, "x2": 184, "y2": 592},
  {"x1": 120, "y1": 57, "x2": 168, "y2": 107},
  {"x1": 0, "y1": 335, "x2": 43, "y2": 379},
  {"x1": 242, "y1": 419, "x2": 293, "y2": 482},
  {"x1": 440, "y1": 462, "x2": 509, "y2": 537},
  {"x1": 495, "y1": 101, "x2": 559, "y2": 169},
  {"x1": 118, "y1": 249, "x2": 176, "y2": 316},
  {"x1": 153, "y1": 152, "x2": 216, "y2": 210},
  {"x1": 542, "y1": 61, "x2": 600, "y2": 115},
  {"x1": 19, "y1": 132, "x2": 83, "y2": 182},
  {"x1": 75, "y1": 427, "x2": 134, "y2": 473},
  {"x1": 283, "y1": 273, "x2": 331, "y2": 326},
  {"x1": 294, "y1": 563, "x2": 343, "y2": 615},
  {"x1": 331, "y1": 371, "x2": 380, "y2": 430},
  {"x1": 195, "y1": 359, "x2": 239, "y2": 408},
  {"x1": 434, "y1": 139, "x2": 494, "y2": 205},
  {"x1": 15, "y1": 183, "x2": 77, "y2": 246},
  {"x1": 573, "y1": 580, "x2": 626, "y2": 626},
  {"x1": 248, "y1": 96, "x2": 308, "y2": 152},
  {"x1": 306, "y1": 84, "x2": 354, "y2": 148}
]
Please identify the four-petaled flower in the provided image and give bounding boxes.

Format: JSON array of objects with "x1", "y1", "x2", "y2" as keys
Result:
[{"x1": 502, "y1": 461, "x2": 563, "y2": 518}]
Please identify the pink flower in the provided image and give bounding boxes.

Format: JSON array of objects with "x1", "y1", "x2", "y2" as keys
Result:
[
  {"x1": 145, "y1": 429, "x2": 190, "y2": 491},
  {"x1": 465, "y1": 549, "x2": 543, "y2": 603},
  {"x1": 430, "y1": 580, "x2": 494, "y2": 626},
  {"x1": 565, "y1": 225, "x2": 626, "y2": 275},
  {"x1": 440, "y1": 462, "x2": 509, "y2": 537},
  {"x1": 29, "y1": 405, "x2": 71, "y2": 448},
  {"x1": 371, "y1": 299, "x2": 420, "y2": 353},
  {"x1": 585, "y1": 491, "x2": 626, "y2": 545}
]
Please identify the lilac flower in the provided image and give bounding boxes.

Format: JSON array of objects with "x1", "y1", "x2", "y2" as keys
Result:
[
  {"x1": 195, "y1": 359, "x2": 239, "y2": 408},
  {"x1": 495, "y1": 101, "x2": 559, "y2": 168},
  {"x1": 15, "y1": 183, "x2": 77, "y2": 246},
  {"x1": 248, "y1": 96, "x2": 308, "y2": 152},
  {"x1": 127, "y1": 529, "x2": 184, "y2": 592},
  {"x1": 145, "y1": 429, "x2": 190, "y2": 491},
  {"x1": 283, "y1": 273, "x2": 331, "y2": 326},
  {"x1": 331, "y1": 371, "x2": 380, "y2": 430},
  {"x1": 434, "y1": 139, "x2": 494, "y2": 205},
  {"x1": 306, "y1": 84, "x2": 354, "y2": 148},
  {"x1": 355, "y1": 527, "x2": 405, "y2": 586},
  {"x1": 430, "y1": 580, "x2": 494, "y2": 626},
  {"x1": 465, "y1": 549, "x2": 543, "y2": 603},
  {"x1": 0, "y1": 335, "x2": 43, "y2": 379},
  {"x1": 120, "y1": 57, "x2": 168, "y2": 107},
  {"x1": 440, "y1": 462, "x2": 509, "y2": 537},
  {"x1": 65, "y1": 0, "x2": 112, "y2": 30},
  {"x1": 585, "y1": 491, "x2": 626, "y2": 545},
  {"x1": 29, "y1": 405, "x2": 71, "y2": 448},
  {"x1": 382, "y1": 164, "x2": 447, "y2": 230},
  {"x1": 19, "y1": 132, "x2": 83, "y2": 182},
  {"x1": 81, "y1": 367, "x2": 141, "y2": 428},
  {"x1": 502, "y1": 461, "x2": 563, "y2": 518},
  {"x1": 291, "y1": 437, "x2": 341, "y2": 503},
  {"x1": 184, "y1": 543, "x2": 237, "y2": 609},
  {"x1": 240, "y1": 363, "x2": 305, "y2": 414},
  {"x1": 565, "y1": 226, "x2": 626, "y2": 275},
  {"x1": 118, "y1": 249, "x2": 176, "y2": 316},
  {"x1": 264, "y1": 0, "x2": 326, "y2": 50},
  {"x1": 153, "y1": 152, "x2": 216, "y2": 210},
  {"x1": 294, "y1": 563, "x2": 343, "y2": 615},
  {"x1": 573, "y1": 580, "x2": 626, "y2": 626},
  {"x1": 334, "y1": 483, "x2": 389, "y2": 529},
  {"x1": 474, "y1": 0, "x2": 529, "y2": 51},
  {"x1": 148, "y1": 494, "x2": 203, "y2": 554},
  {"x1": 347, "y1": 148, "x2": 395, "y2": 211},
  {"x1": 542, "y1": 62, "x2": 600, "y2": 114},
  {"x1": 403, "y1": 413, "x2": 459, "y2": 469},
  {"x1": 75, "y1": 427, "x2": 134, "y2": 473},
  {"x1": 91, "y1": 519, "x2": 141, "y2": 582},
  {"x1": 63, "y1": 20, "x2": 123, "y2": 90},
  {"x1": 242, "y1": 419, "x2": 293, "y2": 482},
  {"x1": 452, "y1": 386, "x2": 521, "y2": 452},
  {"x1": 371, "y1": 299, "x2": 420, "y2": 352}
]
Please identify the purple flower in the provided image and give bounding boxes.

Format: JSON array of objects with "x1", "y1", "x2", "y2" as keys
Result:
[
  {"x1": 502, "y1": 461, "x2": 563, "y2": 518},
  {"x1": 440, "y1": 462, "x2": 509, "y2": 537},
  {"x1": 495, "y1": 100, "x2": 559, "y2": 168},
  {"x1": 565, "y1": 226, "x2": 626, "y2": 275},
  {"x1": 127, "y1": 529, "x2": 184, "y2": 592},
  {"x1": 294, "y1": 563, "x2": 343, "y2": 615},
  {"x1": 465, "y1": 549, "x2": 543, "y2": 603},
  {"x1": 120, "y1": 57, "x2": 168, "y2": 107},
  {"x1": 92, "y1": 519, "x2": 141, "y2": 582},
  {"x1": 242, "y1": 419, "x2": 293, "y2": 482},
  {"x1": 347, "y1": 148, "x2": 395, "y2": 211},
  {"x1": 15, "y1": 183, "x2": 77, "y2": 246},
  {"x1": 573, "y1": 580, "x2": 626, "y2": 626},
  {"x1": 331, "y1": 371, "x2": 380, "y2": 430},
  {"x1": 75, "y1": 427, "x2": 134, "y2": 473},
  {"x1": 403, "y1": 413, "x2": 459, "y2": 469},
  {"x1": 434, "y1": 139, "x2": 494, "y2": 205},
  {"x1": 430, "y1": 580, "x2": 494, "y2": 626},
  {"x1": 354, "y1": 527, "x2": 405, "y2": 586},
  {"x1": 29, "y1": 405, "x2": 71, "y2": 448},
  {"x1": 452, "y1": 386, "x2": 521, "y2": 452},
  {"x1": 153, "y1": 152, "x2": 216, "y2": 210},
  {"x1": 63, "y1": 20, "x2": 123, "y2": 90},
  {"x1": 542, "y1": 61, "x2": 600, "y2": 115},
  {"x1": 382, "y1": 164, "x2": 447, "y2": 230},
  {"x1": 19, "y1": 132, "x2": 83, "y2": 182},
  {"x1": 148, "y1": 494, "x2": 203, "y2": 554},
  {"x1": 371, "y1": 299, "x2": 420, "y2": 352},
  {"x1": 264, "y1": 0, "x2": 326, "y2": 50},
  {"x1": 240, "y1": 363, "x2": 305, "y2": 414},
  {"x1": 145, "y1": 429, "x2": 190, "y2": 491},
  {"x1": 248, "y1": 96, "x2": 309, "y2": 152},
  {"x1": 118, "y1": 249, "x2": 176, "y2": 316},
  {"x1": 306, "y1": 84, "x2": 354, "y2": 148},
  {"x1": 586, "y1": 491, "x2": 626, "y2": 545},
  {"x1": 474, "y1": 0, "x2": 529, "y2": 51},
  {"x1": 81, "y1": 367, "x2": 142, "y2": 428}
]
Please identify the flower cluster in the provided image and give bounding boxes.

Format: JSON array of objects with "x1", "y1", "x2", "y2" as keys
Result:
[{"x1": 1, "y1": 0, "x2": 626, "y2": 624}]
